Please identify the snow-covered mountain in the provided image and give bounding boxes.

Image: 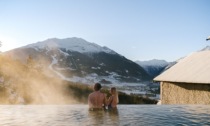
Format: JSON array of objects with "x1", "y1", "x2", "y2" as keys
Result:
[
  {"x1": 24, "y1": 37, "x2": 117, "y2": 54},
  {"x1": 135, "y1": 59, "x2": 169, "y2": 78},
  {"x1": 5, "y1": 37, "x2": 151, "y2": 84},
  {"x1": 135, "y1": 46, "x2": 210, "y2": 78}
]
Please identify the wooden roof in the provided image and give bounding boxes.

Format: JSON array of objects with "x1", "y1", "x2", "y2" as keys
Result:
[{"x1": 154, "y1": 51, "x2": 210, "y2": 84}]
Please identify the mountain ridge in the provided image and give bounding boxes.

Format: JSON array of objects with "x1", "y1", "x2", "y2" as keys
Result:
[
  {"x1": 23, "y1": 37, "x2": 118, "y2": 55},
  {"x1": 4, "y1": 37, "x2": 151, "y2": 84},
  {"x1": 135, "y1": 59, "x2": 169, "y2": 78}
]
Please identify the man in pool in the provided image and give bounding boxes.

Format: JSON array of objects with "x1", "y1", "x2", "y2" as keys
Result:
[{"x1": 88, "y1": 83, "x2": 106, "y2": 111}]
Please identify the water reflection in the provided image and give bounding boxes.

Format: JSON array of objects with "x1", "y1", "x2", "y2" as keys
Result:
[
  {"x1": 0, "y1": 105, "x2": 210, "y2": 126},
  {"x1": 88, "y1": 109, "x2": 119, "y2": 125}
]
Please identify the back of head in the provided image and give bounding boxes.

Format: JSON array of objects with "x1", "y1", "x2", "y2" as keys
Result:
[
  {"x1": 94, "y1": 83, "x2": 102, "y2": 91},
  {"x1": 111, "y1": 87, "x2": 117, "y2": 94},
  {"x1": 111, "y1": 87, "x2": 119, "y2": 103}
]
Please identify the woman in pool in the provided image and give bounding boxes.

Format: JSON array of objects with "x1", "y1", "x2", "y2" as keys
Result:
[{"x1": 107, "y1": 87, "x2": 119, "y2": 110}]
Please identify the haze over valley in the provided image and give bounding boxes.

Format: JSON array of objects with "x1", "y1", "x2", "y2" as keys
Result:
[{"x1": 0, "y1": 37, "x2": 162, "y2": 104}]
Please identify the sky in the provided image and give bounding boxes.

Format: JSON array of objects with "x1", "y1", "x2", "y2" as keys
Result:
[{"x1": 0, "y1": 0, "x2": 210, "y2": 62}]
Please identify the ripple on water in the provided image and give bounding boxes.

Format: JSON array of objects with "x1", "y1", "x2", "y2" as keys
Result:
[{"x1": 0, "y1": 105, "x2": 210, "y2": 126}]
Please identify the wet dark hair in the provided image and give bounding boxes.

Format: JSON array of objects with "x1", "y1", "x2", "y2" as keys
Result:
[{"x1": 94, "y1": 83, "x2": 102, "y2": 91}]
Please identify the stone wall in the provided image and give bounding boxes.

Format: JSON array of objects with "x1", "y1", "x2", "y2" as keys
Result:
[{"x1": 161, "y1": 82, "x2": 210, "y2": 104}]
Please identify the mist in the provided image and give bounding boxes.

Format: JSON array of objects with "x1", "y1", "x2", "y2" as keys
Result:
[{"x1": 0, "y1": 54, "x2": 80, "y2": 104}]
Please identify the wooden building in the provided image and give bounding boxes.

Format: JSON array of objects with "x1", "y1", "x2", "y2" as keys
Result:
[{"x1": 154, "y1": 51, "x2": 210, "y2": 104}]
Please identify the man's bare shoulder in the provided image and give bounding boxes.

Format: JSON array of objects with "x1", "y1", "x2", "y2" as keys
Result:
[
  {"x1": 89, "y1": 91, "x2": 105, "y2": 97},
  {"x1": 88, "y1": 92, "x2": 94, "y2": 97},
  {"x1": 89, "y1": 91, "x2": 98, "y2": 97}
]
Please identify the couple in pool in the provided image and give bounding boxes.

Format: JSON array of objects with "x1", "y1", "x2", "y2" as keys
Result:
[{"x1": 88, "y1": 83, "x2": 118, "y2": 111}]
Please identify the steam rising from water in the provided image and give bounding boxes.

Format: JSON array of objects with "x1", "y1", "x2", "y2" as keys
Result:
[{"x1": 0, "y1": 55, "x2": 78, "y2": 104}]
